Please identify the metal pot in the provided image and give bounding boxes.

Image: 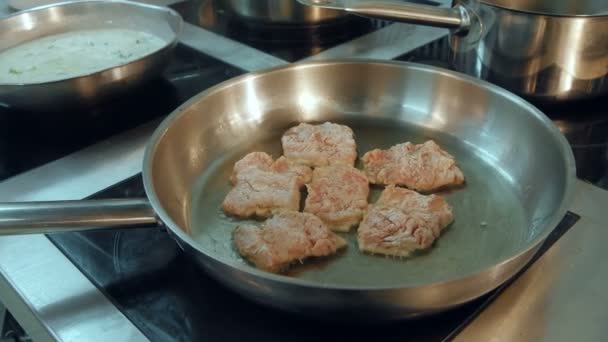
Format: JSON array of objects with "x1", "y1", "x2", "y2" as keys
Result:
[
  {"x1": 214, "y1": 0, "x2": 348, "y2": 25},
  {"x1": 298, "y1": 0, "x2": 608, "y2": 102}
]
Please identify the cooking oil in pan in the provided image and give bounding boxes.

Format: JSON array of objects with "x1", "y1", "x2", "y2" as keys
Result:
[{"x1": 189, "y1": 118, "x2": 528, "y2": 287}]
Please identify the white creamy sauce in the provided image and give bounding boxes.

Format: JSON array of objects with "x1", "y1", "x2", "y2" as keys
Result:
[{"x1": 0, "y1": 28, "x2": 166, "y2": 84}]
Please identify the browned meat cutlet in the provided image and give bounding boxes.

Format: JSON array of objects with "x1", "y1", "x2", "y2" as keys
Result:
[
  {"x1": 230, "y1": 151, "x2": 274, "y2": 183},
  {"x1": 361, "y1": 140, "x2": 465, "y2": 192},
  {"x1": 233, "y1": 211, "x2": 347, "y2": 273},
  {"x1": 304, "y1": 165, "x2": 369, "y2": 232},
  {"x1": 223, "y1": 152, "x2": 312, "y2": 218},
  {"x1": 230, "y1": 152, "x2": 311, "y2": 186},
  {"x1": 222, "y1": 169, "x2": 300, "y2": 218},
  {"x1": 357, "y1": 185, "x2": 454, "y2": 257},
  {"x1": 281, "y1": 122, "x2": 357, "y2": 167}
]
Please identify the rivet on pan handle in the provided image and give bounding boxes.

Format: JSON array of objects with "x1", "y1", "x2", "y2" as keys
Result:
[{"x1": 0, "y1": 199, "x2": 158, "y2": 235}]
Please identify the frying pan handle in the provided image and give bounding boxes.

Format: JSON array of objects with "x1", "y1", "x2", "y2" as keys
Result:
[
  {"x1": 297, "y1": 0, "x2": 472, "y2": 34},
  {"x1": 0, "y1": 199, "x2": 158, "y2": 235}
]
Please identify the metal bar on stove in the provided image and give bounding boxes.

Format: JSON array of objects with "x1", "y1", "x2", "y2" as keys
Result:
[
  {"x1": 304, "y1": 23, "x2": 448, "y2": 61},
  {"x1": 0, "y1": 120, "x2": 158, "y2": 202},
  {"x1": 179, "y1": 23, "x2": 288, "y2": 72}
]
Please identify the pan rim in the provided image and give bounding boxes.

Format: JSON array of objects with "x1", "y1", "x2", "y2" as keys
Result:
[{"x1": 143, "y1": 58, "x2": 577, "y2": 291}]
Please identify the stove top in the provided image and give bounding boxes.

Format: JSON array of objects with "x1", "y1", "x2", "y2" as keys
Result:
[{"x1": 0, "y1": 1, "x2": 606, "y2": 340}]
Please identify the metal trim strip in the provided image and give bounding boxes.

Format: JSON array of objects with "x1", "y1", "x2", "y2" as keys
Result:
[
  {"x1": 179, "y1": 23, "x2": 288, "y2": 72},
  {"x1": 305, "y1": 23, "x2": 448, "y2": 61}
]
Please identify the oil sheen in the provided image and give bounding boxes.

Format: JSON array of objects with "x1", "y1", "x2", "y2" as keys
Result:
[
  {"x1": 0, "y1": 28, "x2": 165, "y2": 84},
  {"x1": 189, "y1": 118, "x2": 528, "y2": 287}
]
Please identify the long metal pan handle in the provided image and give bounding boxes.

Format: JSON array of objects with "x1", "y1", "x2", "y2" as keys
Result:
[
  {"x1": 0, "y1": 199, "x2": 158, "y2": 235},
  {"x1": 297, "y1": 0, "x2": 472, "y2": 33}
]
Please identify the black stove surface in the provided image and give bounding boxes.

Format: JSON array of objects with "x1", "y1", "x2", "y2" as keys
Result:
[
  {"x1": 0, "y1": 44, "x2": 242, "y2": 183},
  {"x1": 46, "y1": 174, "x2": 579, "y2": 342},
  {"x1": 173, "y1": 0, "x2": 383, "y2": 62}
]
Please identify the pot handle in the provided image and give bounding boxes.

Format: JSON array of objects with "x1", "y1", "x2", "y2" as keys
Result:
[
  {"x1": 0, "y1": 199, "x2": 159, "y2": 235},
  {"x1": 297, "y1": 0, "x2": 472, "y2": 34}
]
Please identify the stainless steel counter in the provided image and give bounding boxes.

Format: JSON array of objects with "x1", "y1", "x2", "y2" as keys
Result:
[{"x1": 0, "y1": 0, "x2": 607, "y2": 341}]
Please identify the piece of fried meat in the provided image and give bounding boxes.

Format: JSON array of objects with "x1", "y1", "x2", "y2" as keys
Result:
[
  {"x1": 222, "y1": 169, "x2": 299, "y2": 218},
  {"x1": 304, "y1": 165, "x2": 369, "y2": 232},
  {"x1": 357, "y1": 185, "x2": 454, "y2": 257},
  {"x1": 281, "y1": 122, "x2": 357, "y2": 167},
  {"x1": 361, "y1": 140, "x2": 464, "y2": 192},
  {"x1": 230, "y1": 152, "x2": 312, "y2": 186},
  {"x1": 233, "y1": 211, "x2": 347, "y2": 273},
  {"x1": 223, "y1": 152, "x2": 312, "y2": 218}
]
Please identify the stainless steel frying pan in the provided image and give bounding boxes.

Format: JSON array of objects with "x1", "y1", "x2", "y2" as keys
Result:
[{"x1": 0, "y1": 60, "x2": 575, "y2": 319}]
